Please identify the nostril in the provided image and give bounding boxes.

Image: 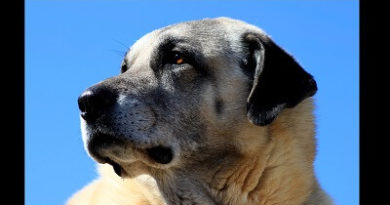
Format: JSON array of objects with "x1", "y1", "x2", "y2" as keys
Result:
[
  {"x1": 78, "y1": 86, "x2": 117, "y2": 122},
  {"x1": 78, "y1": 90, "x2": 92, "y2": 113}
]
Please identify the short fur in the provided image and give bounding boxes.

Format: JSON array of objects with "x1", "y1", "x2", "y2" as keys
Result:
[{"x1": 68, "y1": 17, "x2": 333, "y2": 205}]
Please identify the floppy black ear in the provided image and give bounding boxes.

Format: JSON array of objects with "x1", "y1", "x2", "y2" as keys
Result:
[{"x1": 242, "y1": 33, "x2": 317, "y2": 126}]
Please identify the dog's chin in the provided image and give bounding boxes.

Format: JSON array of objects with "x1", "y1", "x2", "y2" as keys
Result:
[{"x1": 85, "y1": 132, "x2": 175, "y2": 177}]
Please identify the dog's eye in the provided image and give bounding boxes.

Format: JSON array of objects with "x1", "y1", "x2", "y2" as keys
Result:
[{"x1": 171, "y1": 52, "x2": 185, "y2": 65}]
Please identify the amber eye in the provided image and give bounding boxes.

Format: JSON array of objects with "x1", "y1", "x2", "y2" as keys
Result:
[{"x1": 172, "y1": 52, "x2": 184, "y2": 65}]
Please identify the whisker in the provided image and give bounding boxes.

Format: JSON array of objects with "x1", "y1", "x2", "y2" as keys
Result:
[
  {"x1": 107, "y1": 49, "x2": 128, "y2": 57},
  {"x1": 112, "y1": 38, "x2": 130, "y2": 51}
]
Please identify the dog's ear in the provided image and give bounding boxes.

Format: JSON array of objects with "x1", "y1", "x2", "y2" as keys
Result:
[{"x1": 242, "y1": 33, "x2": 317, "y2": 126}]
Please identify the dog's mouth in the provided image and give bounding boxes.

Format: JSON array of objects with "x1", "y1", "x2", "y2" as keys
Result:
[
  {"x1": 105, "y1": 157, "x2": 125, "y2": 176},
  {"x1": 146, "y1": 146, "x2": 173, "y2": 165},
  {"x1": 106, "y1": 146, "x2": 173, "y2": 177},
  {"x1": 87, "y1": 132, "x2": 174, "y2": 177}
]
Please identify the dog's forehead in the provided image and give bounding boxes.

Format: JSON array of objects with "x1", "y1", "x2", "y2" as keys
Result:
[{"x1": 125, "y1": 17, "x2": 268, "y2": 63}]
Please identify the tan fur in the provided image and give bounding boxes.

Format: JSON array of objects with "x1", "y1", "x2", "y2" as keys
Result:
[
  {"x1": 67, "y1": 164, "x2": 165, "y2": 205},
  {"x1": 199, "y1": 98, "x2": 318, "y2": 205}
]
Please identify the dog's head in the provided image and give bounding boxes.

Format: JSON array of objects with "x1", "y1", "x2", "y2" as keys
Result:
[{"x1": 78, "y1": 17, "x2": 317, "y2": 178}]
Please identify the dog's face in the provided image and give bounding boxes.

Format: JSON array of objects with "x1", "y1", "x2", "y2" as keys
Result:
[{"x1": 78, "y1": 17, "x2": 317, "y2": 178}]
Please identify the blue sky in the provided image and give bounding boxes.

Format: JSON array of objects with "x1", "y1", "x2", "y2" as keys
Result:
[{"x1": 25, "y1": 1, "x2": 358, "y2": 204}]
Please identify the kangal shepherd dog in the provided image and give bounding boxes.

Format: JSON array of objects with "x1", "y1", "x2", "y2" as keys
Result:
[{"x1": 68, "y1": 17, "x2": 333, "y2": 205}]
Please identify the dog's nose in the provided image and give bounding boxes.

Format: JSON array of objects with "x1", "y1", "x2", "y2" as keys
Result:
[{"x1": 78, "y1": 86, "x2": 117, "y2": 122}]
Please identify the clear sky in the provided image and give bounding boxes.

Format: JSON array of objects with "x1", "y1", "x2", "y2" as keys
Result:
[{"x1": 25, "y1": 1, "x2": 358, "y2": 204}]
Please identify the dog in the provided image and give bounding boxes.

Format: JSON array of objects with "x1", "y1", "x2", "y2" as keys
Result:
[{"x1": 67, "y1": 17, "x2": 333, "y2": 205}]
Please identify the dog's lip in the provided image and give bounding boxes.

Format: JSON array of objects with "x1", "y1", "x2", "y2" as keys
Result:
[
  {"x1": 105, "y1": 157, "x2": 126, "y2": 177},
  {"x1": 87, "y1": 133, "x2": 128, "y2": 177},
  {"x1": 87, "y1": 132, "x2": 133, "y2": 165},
  {"x1": 146, "y1": 146, "x2": 173, "y2": 164},
  {"x1": 87, "y1": 131, "x2": 176, "y2": 172}
]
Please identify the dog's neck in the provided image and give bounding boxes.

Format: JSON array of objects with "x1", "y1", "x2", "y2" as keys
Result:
[{"x1": 154, "y1": 101, "x2": 318, "y2": 205}]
